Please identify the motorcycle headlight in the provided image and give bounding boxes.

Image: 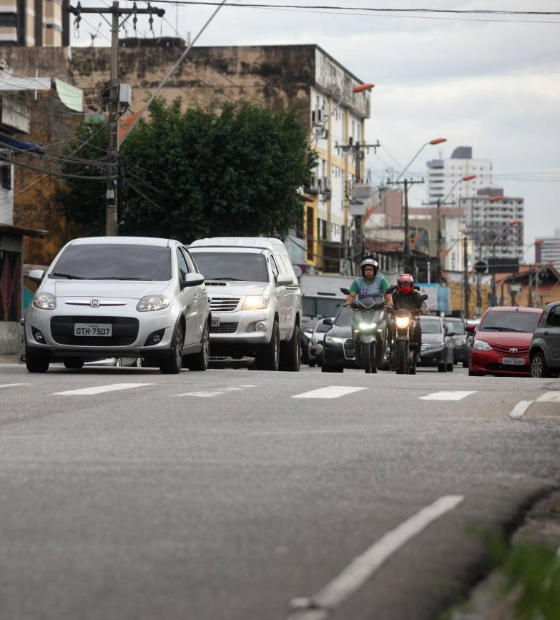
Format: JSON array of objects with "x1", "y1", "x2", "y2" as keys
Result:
[
  {"x1": 359, "y1": 322, "x2": 376, "y2": 330},
  {"x1": 473, "y1": 339, "x2": 492, "y2": 351},
  {"x1": 32, "y1": 292, "x2": 56, "y2": 310},
  {"x1": 242, "y1": 295, "x2": 269, "y2": 310},
  {"x1": 137, "y1": 295, "x2": 170, "y2": 312},
  {"x1": 395, "y1": 316, "x2": 409, "y2": 329}
]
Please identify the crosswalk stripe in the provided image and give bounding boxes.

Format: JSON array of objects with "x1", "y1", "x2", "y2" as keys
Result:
[
  {"x1": 537, "y1": 392, "x2": 560, "y2": 403},
  {"x1": 293, "y1": 386, "x2": 367, "y2": 399},
  {"x1": 176, "y1": 385, "x2": 256, "y2": 398},
  {"x1": 509, "y1": 401, "x2": 533, "y2": 419},
  {"x1": 0, "y1": 383, "x2": 29, "y2": 390},
  {"x1": 54, "y1": 383, "x2": 154, "y2": 396},
  {"x1": 419, "y1": 391, "x2": 476, "y2": 401}
]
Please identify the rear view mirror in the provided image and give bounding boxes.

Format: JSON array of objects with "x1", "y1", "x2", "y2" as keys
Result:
[
  {"x1": 419, "y1": 294, "x2": 429, "y2": 302},
  {"x1": 322, "y1": 318, "x2": 333, "y2": 326},
  {"x1": 446, "y1": 331, "x2": 455, "y2": 337},
  {"x1": 28, "y1": 269, "x2": 45, "y2": 283},
  {"x1": 276, "y1": 273, "x2": 293, "y2": 286},
  {"x1": 340, "y1": 287, "x2": 350, "y2": 295},
  {"x1": 182, "y1": 273, "x2": 205, "y2": 287},
  {"x1": 414, "y1": 285, "x2": 420, "y2": 290},
  {"x1": 465, "y1": 323, "x2": 476, "y2": 333}
]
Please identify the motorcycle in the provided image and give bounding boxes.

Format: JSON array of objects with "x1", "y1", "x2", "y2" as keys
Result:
[
  {"x1": 386, "y1": 293, "x2": 428, "y2": 375},
  {"x1": 341, "y1": 288, "x2": 389, "y2": 374}
]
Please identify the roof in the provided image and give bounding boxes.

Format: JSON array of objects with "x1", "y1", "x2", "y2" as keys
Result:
[
  {"x1": 486, "y1": 306, "x2": 542, "y2": 313},
  {"x1": 70, "y1": 236, "x2": 173, "y2": 247},
  {"x1": 0, "y1": 223, "x2": 49, "y2": 238},
  {"x1": 190, "y1": 237, "x2": 287, "y2": 253}
]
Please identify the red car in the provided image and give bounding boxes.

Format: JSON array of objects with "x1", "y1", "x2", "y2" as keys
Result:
[{"x1": 467, "y1": 306, "x2": 543, "y2": 377}]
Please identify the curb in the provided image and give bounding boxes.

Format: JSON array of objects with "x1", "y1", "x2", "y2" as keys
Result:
[{"x1": 450, "y1": 490, "x2": 560, "y2": 620}]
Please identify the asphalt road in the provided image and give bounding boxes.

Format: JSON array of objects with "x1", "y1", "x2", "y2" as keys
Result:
[{"x1": 0, "y1": 362, "x2": 559, "y2": 620}]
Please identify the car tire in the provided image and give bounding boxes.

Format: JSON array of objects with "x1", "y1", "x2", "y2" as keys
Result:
[
  {"x1": 447, "y1": 362, "x2": 454, "y2": 372},
  {"x1": 256, "y1": 321, "x2": 280, "y2": 371},
  {"x1": 26, "y1": 352, "x2": 49, "y2": 373},
  {"x1": 462, "y1": 361, "x2": 469, "y2": 368},
  {"x1": 184, "y1": 322, "x2": 209, "y2": 371},
  {"x1": 308, "y1": 361, "x2": 316, "y2": 368},
  {"x1": 160, "y1": 322, "x2": 184, "y2": 375},
  {"x1": 531, "y1": 351, "x2": 551, "y2": 378},
  {"x1": 438, "y1": 362, "x2": 446, "y2": 372},
  {"x1": 64, "y1": 358, "x2": 84, "y2": 370},
  {"x1": 280, "y1": 324, "x2": 301, "y2": 372},
  {"x1": 322, "y1": 361, "x2": 343, "y2": 373}
]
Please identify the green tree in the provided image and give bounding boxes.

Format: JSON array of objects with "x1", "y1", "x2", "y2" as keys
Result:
[{"x1": 55, "y1": 99, "x2": 316, "y2": 242}]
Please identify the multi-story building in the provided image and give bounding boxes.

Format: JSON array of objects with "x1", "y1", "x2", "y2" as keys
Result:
[
  {"x1": 426, "y1": 146, "x2": 492, "y2": 205},
  {"x1": 535, "y1": 231, "x2": 560, "y2": 264},
  {"x1": 461, "y1": 188, "x2": 524, "y2": 261},
  {"x1": 0, "y1": 0, "x2": 69, "y2": 47}
]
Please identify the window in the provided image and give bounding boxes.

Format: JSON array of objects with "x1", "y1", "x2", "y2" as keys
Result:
[
  {"x1": 269, "y1": 255, "x2": 280, "y2": 280},
  {"x1": 0, "y1": 165, "x2": 11, "y2": 190},
  {"x1": 547, "y1": 306, "x2": 560, "y2": 327},
  {"x1": 0, "y1": 14, "x2": 17, "y2": 27},
  {"x1": 176, "y1": 248, "x2": 189, "y2": 279}
]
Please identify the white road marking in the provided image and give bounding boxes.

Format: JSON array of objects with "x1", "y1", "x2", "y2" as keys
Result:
[
  {"x1": 537, "y1": 391, "x2": 560, "y2": 403},
  {"x1": 177, "y1": 385, "x2": 256, "y2": 398},
  {"x1": 509, "y1": 401, "x2": 534, "y2": 419},
  {"x1": 419, "y1": 391, "x2": 476, "y2": 401},
  {"x1": 289, "y1": 495, "x2": 464, "y2": 615},
  {"x1": 0, "y1": 383, "x2": 30, "y2": 390},
  {"x1": 54, "y1": 383, "x2": 154, "y2": 396},
  {"x1": 293, "y1": 386, "x2": 367, "y2": 399}
]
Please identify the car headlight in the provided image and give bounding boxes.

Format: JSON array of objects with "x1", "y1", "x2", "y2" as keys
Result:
[
  {"x1": 325, "y1": 336, "x2": 346, "y2": 344},
  {"x1": 359, "y1": 322, "x2": 376, "y2": 330},
  {"x1": 137, "y1": 295, "x2": 170, "y2": 312},
  {"x1": 473, "y1": 339, "x2": 492, "y2": 351},
  {"x1": 242, "y1": 295, "x2": 269, "y2": 310},
  {"x1": 32, "y1": 292, "x2": 56, "y2": 310},
  {"x1": 421, "y1": 343, "x2": 431, "y2": 351},
  {"x1": 395, "y1": 316, "x2": 409, "y2": 329}
]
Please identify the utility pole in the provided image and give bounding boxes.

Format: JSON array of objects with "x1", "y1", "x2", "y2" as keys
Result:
[
  {"x1": 395, "y1": 177, "x2": 424, "y2": 274},
  {"x1": 68, "y1": 2, "x2": 164, "y2": 236},
  {"x1": 463, "y1": 234, "x2": 470, "y2": 318}
]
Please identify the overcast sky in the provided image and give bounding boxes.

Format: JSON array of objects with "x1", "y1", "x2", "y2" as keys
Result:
[{"x1": 72, "y1": 0, "x2": 560, "y2": 262}]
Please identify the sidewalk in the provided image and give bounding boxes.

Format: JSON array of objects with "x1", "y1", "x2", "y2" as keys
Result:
[{"x1": 0, "y1": 354, "x2": 19, "y2": 364}]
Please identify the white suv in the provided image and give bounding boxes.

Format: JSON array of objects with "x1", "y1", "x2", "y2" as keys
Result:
[
  {"x1": 189, "y1": 237, "x2": 302, "y2": 371},
  {"x1": 24, "y1": 237, "x2": 210, "y2": 374}
]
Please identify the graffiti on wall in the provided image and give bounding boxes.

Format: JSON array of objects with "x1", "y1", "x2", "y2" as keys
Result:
[{"x1": 0, "y1": 250, "x2": 21, "y2": 322}]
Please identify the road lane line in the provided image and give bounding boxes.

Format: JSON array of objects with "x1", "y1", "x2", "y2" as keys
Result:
[
  {"x1": 176, "y1": 385, "x2": 256, "y2": 398},
  {"x1": 0, "y1": 383, "x2": 30, "y2": 389},
  {"x1": 509, "y1": 401, "x2": 534, "y2": 419},
  {"x1": 288, "y1": 495, "x2": 464, "y2": 616},
  {"x1": 537, "y1": 392, "x2": 560, "y2": 403},
  {"x1": 419, "y1": 391, "x2": 476, "y2": 401},
  {"x1": 293, "y1": 386, "x2": 367, "y2": 399},
  {"x1": 54, "y1": 383, "x2": 154, "y2": 396}
]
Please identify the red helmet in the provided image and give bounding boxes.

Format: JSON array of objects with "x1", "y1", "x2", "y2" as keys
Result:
[{"x1": 397, "y1": 273, "x2": 414, "y2": 294}]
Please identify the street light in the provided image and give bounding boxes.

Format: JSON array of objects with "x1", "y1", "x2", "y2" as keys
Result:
[{"x1": 394, "y1": 137, "x2": 447, "y2": 185}]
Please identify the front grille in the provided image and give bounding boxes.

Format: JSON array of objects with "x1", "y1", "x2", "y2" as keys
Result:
[
  {"x1": 343, "y1": 338, "x2": 355, "y2": 360},
  {"x1": 210, "y1": 322, "x2": 238, "y2": 334},
  {"x1": 50, "y1": 316, "x2": 139, "y2": 346},
  {"x1": 209, "y1": 297, "x2": 240, "y2": 312},
  {"x1": 492, "y1": 343, "x2": 530, "y2": 356},
  {"x1": 486, "y1": 362, "x2": 529, "y2": 372}
]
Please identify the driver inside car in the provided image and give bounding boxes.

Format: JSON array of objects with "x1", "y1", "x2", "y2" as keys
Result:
[{"x1": 344, "y1": 256, "x2": 393, "y2": 365}]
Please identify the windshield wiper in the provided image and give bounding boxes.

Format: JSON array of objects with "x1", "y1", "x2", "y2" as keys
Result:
[
  {"x1": 482, "y1": 327, "x2": 515, "y2": 332},
  {"x1": 89, "y1": 276, "x2": 148, "y2": 281},
  {"x1": 210, "y1": 277, "x2": 243, "y2": 281},
  {"x1": 51, "y1": 272, "x2": 85, "y2": 279}
]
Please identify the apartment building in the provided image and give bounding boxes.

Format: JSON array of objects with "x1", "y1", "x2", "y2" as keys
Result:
[{"x1": 0, "y1": 0, "x2": 69, "y2": 47}]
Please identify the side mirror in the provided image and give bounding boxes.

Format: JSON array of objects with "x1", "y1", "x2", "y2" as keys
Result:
[
  {"x1": 446, "y1": 331, "x2": 456, "y2": 337},
  {"x1": 465, "y1": 323, "x2": 476, "y2": 333},
  {"x1": 28, "y1": 269, "x2": 45, "y2": 283},
  {"x1": 340, "y1": 287, "x2": 350, "y2": 295},
  {"x1": 322, "y1": 318, "x2": 333, "y2": 326},
  {"x1": 419, "y1": 294, "x2": 429, "y2": 302},
  {"x1": 182, "y1": 272, "x2": 205, "y2": 288},
  {"x1": 276, "y1": 272, "x2": 293, "y2": 286}
]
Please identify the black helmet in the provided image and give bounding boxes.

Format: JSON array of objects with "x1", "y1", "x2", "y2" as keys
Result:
[{"x1": 360, "y1": 256, "x2": 379, "y2": 277}]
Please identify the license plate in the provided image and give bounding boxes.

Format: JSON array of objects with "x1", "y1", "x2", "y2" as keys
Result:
[
  {"x1": 211, "y1": 318, "x2": 220, "y2": 327},
  {"x1": 74, "y1": 323, "x2": 113, "y2": 337},
  {"x1": 502, "y1": 357, "x2": 525, "y2": 366}
]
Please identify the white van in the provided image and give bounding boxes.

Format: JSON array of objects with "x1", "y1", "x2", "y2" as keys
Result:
[{"x1": 189, "y1": 237, "x2": 302, "y2": 371}]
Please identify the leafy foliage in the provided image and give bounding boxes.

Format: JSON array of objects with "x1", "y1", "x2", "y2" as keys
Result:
[{"x1": 55, "y1": 100, "x2": 316, "y2": 242}]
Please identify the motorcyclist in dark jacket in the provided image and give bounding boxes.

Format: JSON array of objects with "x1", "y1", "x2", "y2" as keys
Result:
[{"x1": 390, "y1": 274, "x2": 425, "y2": 357}]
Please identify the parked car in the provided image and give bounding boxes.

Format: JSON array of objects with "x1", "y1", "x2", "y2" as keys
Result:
[
  {"x1": 530, "y1": 301, "x2": 560, "y2": 378},
  {"x1": 308, "y1": 318, "x2": 333, "y2": 367},
  {"x1": 445, "y1": 317, "x2": 468, "y2": 367},
  {"x1": 419, "y1": 316, "x2": 455, "y2": 372},
  {"x1": 321, "y1": 307, "x2": 357, "y2": 373},
  {"x1": 467, "y1": 306, "x2": 542, "y2": 377},
  {"x1": 24, "y1": 237, "x2": 210, "y2": 374},
  {"x1": 189, "y1": 237, "x2": 302, "y2": 371}
]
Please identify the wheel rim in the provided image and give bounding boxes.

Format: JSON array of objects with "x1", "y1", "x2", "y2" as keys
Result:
[{"x1": 532, "y1": 356, "x2": 543, "y2": 378}]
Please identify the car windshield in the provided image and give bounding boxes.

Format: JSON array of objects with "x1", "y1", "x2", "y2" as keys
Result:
[
  {"x1": 480, "y1": 311, "x2": 541, "y2": 333},
  {"x1": 191, "y1": 252, "x2": 269, "y2": 282},
  {"x1": 446, "y1": 319, "x2": 466, "y2": 335},
  {"x1": 303, "y1": 297, "x2": 345, "y2": 318},
  {"x1": 420, "y1": 318, "x2": 443, "y2": 334},
  {"x1": 334, "y1": 306, "x2": 353, "y2": 327},
  {"x1": 50, "y1": 244, "x2": 172, "y2": 281}
]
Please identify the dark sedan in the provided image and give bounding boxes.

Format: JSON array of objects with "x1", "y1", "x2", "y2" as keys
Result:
[
  {"x1": 419, "y1": 316, "x2": 455, "y2": 372},
  {"x1": 321, "y1": 307, "x2": 357, "y2": 373},
  {"x1": 530, "y1": 301, "x2": 560, "y2": 378}
]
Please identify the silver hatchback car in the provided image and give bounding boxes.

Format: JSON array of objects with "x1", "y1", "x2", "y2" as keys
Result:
[{"x1": 24, "y1": 237, "x2": 210, "y2": 374}]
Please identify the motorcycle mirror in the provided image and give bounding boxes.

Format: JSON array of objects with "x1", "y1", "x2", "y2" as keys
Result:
[
  {"x1": 414, "y1": 285, "x2": 421, "y2": 290},
  {"x1": 340, "y1": 287, "x2": 350, "y2": 295},
  {"x1": 420, "y1": 294, "x2": 429, "y2": 301}
]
